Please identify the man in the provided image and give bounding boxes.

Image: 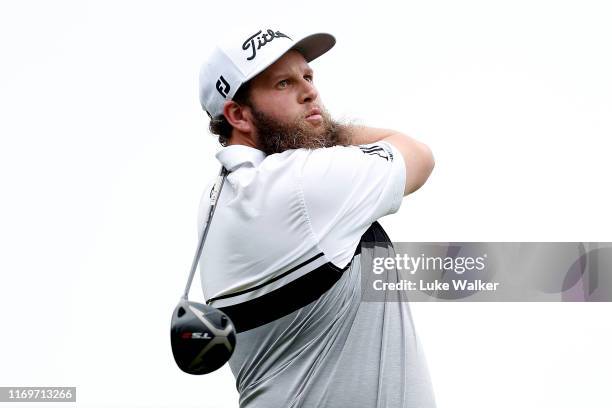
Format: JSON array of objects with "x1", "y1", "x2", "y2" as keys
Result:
[{"x1": 197, "y1": 28, "x2": 436, "y2": 407}]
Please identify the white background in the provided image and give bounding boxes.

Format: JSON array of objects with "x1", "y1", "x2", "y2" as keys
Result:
[{"x1": 1, "y1": 0, "x2": 611, "y2": 407}]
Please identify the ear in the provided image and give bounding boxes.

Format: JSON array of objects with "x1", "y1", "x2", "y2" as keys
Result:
[{"x1": 222, "y1": 100, "x2": 253, "y2": 134}]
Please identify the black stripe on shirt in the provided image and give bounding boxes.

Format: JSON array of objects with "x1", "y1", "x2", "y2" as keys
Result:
[
  {"x1": 207, "y1": 252, "x2": 325, "y2": 303},
  {"x1": 218, "y1": 260, "x2": 350, "y2": 333},
  {"x1": 214, "y1": 222, "x2": 389, "y2": 333}
]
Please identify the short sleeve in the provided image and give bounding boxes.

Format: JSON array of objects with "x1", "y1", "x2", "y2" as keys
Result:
[{"x1": 299, "y1": 141, "x2": 406, "y2": 268}]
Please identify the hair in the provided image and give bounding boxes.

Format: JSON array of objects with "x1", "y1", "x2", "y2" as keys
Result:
[{"x1": 208, "y1": 81, "x2": 252, "y2": 146}]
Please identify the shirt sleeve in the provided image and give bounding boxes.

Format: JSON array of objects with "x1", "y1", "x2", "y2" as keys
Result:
[{"x1": 299, "y1": 141, "x2": 406, "y2": 268}]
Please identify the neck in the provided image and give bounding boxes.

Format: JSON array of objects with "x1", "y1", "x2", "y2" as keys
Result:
[{"x1": 227, "y1": 131, "x2": 259, "y2": 149}]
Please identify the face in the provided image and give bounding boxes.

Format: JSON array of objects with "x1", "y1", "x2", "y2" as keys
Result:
[{"x1": 244, "y1": 50, "x2": 346, "y2": 155}]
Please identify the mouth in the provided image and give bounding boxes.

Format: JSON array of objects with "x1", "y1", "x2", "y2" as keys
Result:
[{"x1": 305, "y1": 107, "x2": 322, "y2": 122}]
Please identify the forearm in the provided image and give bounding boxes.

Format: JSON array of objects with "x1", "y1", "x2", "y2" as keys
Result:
[
  {"x1": 340, "y1": 124, "x2": 398, "y2": 146},
  {"x1": 342, "y1": 125, "x2": 428, "y2": 160}
]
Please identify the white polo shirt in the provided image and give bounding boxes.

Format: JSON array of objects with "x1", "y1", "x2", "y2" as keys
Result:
[{"x1": 197, "y1": 142, "x2": 436, "y2": 407}]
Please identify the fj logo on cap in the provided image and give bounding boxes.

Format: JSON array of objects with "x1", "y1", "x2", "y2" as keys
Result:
[
  {"x1": 242, "y1": 29, "x2": 292, "y2": 61},
  {"x1": 216, "y1": 75, "x2": 230, "y2": 98}
]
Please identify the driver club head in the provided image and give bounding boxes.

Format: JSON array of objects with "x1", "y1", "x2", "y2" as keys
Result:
[{"x1": 170, "y1": 298, "x2": 236, "y2": 375}]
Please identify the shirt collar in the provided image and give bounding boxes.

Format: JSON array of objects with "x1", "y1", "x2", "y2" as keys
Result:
[{"x1": 215, "y1": 144, "x2": 266, "y2": 171}]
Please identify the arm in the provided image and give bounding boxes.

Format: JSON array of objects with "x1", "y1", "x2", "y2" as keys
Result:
[{"x1": 340, "y1": 125, "x2": 435, "y2": 196}]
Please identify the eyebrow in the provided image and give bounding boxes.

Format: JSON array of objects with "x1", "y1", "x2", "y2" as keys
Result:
[{"x1": 269, "y1": 67, "x2": 314, "y2": 83}]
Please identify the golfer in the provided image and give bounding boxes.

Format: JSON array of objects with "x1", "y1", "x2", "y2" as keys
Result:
[{"x1": 197, "y1": 27, "x2": 437, "y2": 407}]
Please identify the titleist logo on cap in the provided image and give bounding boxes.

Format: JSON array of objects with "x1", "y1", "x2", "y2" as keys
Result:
[{"x1": 242, "y1": 29, "x2": 292, "y2": 61}]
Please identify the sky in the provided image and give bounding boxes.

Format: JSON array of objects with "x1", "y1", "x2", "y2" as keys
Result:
[{"x1": 1, "y1": 0, "x2": 611, "y2": 407}]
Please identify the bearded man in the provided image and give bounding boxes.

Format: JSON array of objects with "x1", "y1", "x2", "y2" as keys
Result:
[{"x1": 196, "y1": 28, "x2": 437, "y2": 408}]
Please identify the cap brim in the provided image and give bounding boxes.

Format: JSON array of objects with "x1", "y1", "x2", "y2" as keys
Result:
[{"x1": 290, "y1": 32, "x2": 336, "y2": 63}]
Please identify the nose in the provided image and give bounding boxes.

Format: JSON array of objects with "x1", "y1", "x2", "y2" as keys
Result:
[{"x1": 299, "y1": 79, "x2": 318, "y2": 104}]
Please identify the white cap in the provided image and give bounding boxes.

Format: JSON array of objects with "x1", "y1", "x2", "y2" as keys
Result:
[{"x1": 199, "y1": 28, "x2": 335, "y2": 118}]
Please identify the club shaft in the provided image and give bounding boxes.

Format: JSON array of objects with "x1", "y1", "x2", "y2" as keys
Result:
[{"x1": 183, "y1": 167, "x2": 228, "y2": 299}]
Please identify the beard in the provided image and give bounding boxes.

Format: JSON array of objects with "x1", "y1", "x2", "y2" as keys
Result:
[{"x1": 250, "y1": 105, "x2": 349, "y2": 155}]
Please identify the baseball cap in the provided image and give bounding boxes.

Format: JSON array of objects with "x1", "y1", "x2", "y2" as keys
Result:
[{"x1": 199, "y1": 28, "x2": 335, "y2": 118}]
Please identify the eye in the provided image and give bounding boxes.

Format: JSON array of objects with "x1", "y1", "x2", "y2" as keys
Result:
[
  {"x1": 277, "y1": 79, "x2": 289, "y2": 89},
  {"x1": 304, "y1": 74, "x2": 313, "y2": 83}
]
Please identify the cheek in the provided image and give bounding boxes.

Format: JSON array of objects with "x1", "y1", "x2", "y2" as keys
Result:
[
  {"x1": 261, "y1": 95, "x2": 302, "y2": 121},
  {"x1": 253, "y1": 92, "x2": 304, "y2": 123}
]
